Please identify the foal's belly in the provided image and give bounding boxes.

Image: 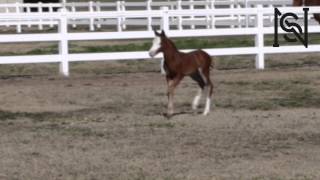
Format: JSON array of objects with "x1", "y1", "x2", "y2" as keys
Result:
[
  {"x1": 181, "y1": 62, "x2": 201, "y2": 75},
  {"x1": 181, "y1": 67, "x2": 200, "y2": 76}
]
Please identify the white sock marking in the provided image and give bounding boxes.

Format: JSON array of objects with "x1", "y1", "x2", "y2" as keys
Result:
[
  {"x1": 192, "y1": 89, "x2": 202, "y2": 110},
  {"x1": 203, "y1": 97, "x2": 211, "y2": 115}
]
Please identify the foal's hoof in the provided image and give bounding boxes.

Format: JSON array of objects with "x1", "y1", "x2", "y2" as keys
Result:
[
  {"x1": 203, "y1": 111, "x2": 210, "y2": 116},
  {"x1": 163, "y1": 113, "x2": 173, "y2": 119}
]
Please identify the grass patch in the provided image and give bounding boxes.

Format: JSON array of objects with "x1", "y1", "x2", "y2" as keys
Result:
[
  {"x1": 265, "y1": 33, "x2": 320, "y2": 46},
  {"x1": 273, "y1": 88, "x2": 320, "y2": 108},
  {"x1": 217, "y1": 78, "x2": 320, "y2": 110},
  {"x1": 215, "y1": 56, "x2": 255, "y2": 70},
  {"x1": 266, "y1": 56, "x2": 320, "y2": 69},
  {"x1": 0, "y1": 64, "x2": 58, "y2": 76},
  {"x1": 0, "y1": 110, "x2": 65, "y2": 121},
  {"x1": 0, "y1": 45, "x2": 58, "y2": 56},
  {"x1": 70, "y1": 36, "x2": 254, "y2": 54},
  {"x1": 70, "y1": 60, "x2": 160, "y2": 75},
  {"x1": 148, "y1": 122, "x2": 175, "y2": 129}
]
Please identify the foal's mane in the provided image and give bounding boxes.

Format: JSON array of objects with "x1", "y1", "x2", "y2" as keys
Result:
[{"x1": 162, "y1": 35, "x2": 178, "y2": 52}]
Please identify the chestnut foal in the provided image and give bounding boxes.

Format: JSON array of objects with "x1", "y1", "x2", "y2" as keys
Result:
[
  {"x1": 293, "y1": 0, "x2": 320, "y2": 24},
  {"x1": 149, "y1": 30, "x2": 214, "y2": 117}
]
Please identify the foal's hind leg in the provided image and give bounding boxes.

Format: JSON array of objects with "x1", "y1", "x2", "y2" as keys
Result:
[
  {"x1": 201, "y1": 68, "x2": 213, "y2": 116},
  {"x1": 190, "y1": 71, "x2": 205, "y2": 110},
  {"x1": 203, "y1": 79, "x2": 213, "y2": 115},
  {"x1": 192, "y1": 88, "x2": 202, "y2": 110}
]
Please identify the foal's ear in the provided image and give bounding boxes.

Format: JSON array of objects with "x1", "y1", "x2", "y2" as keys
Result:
[
  {"x1": 153, "y1": 29, "x2": 161, "y2": 36},
  {"x1": 161, "y1": 30, "x2": 166, "y2": 37}
]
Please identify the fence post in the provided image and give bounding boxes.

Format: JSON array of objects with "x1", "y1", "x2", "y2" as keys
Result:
[
  {"x1": 38, "y1": 2, "x2": 43, "y2": 30},
  {"x1": 210, "y1": 0, "x2": 215, "y2": 29},
  {"x1": 116, "y1": 1, "x2": 122, "y2": 32},
  {"x1": 161, "y1": 6, "x2": 169, "y2": 32},
  {"x1": 147, "y1": 0, "x2": 152, "y2": 31},
  {"x1": 237, "y1": 2, "x2": 241, "y2": 28},
  {"x1": 189, "y1": 0, "x2": 195, "y2": 29},
  {"x1": 121, "y1": 1, "x2": 126, "y2": 30},
  {"x1": 255, "y1": 4, "x2": 264, "y2": 69},
  {"x1": 205, "y1": 0, "x2": 210, "y2": 29},
  {"x1": 177, "y1": 0, "x2": 182, "y2": 30},
  {"x1": 27, "y1": 6, "x2": 32, "y2": 28},
  {"x1": 5, "y1": 6, "x2": 10, "y2": 28},
  {"x1": 230, "y1": 0, "x2": 235, "y2": 28},
  {"x1": 245, "y1": 0, "x2": 249, "y2": 27},
  {"x1": 71, "y1": 2, "x2": 77, "y2": 28},
  {"x1": 15, "y1": 2, "x2": 22, "y2": 33},
  {"x1": 48, "y1": 3, "x2": 54, "y2": 28},
  {"x1": 96, "y1": 1, "x2": 102, "y2": 29},
  {"x1": 89, "y1": 1, "x2": 95, "y2": 31},
  {"x1": 59, "y1": 8, "x2": 69, "y2": 77}
]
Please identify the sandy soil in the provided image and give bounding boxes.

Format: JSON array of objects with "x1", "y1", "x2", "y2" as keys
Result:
[{"x1": 0, "y1": 65, "x2": 320, "y2": 180}]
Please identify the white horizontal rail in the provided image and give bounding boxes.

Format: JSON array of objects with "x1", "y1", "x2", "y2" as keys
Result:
[
  {"x1": 0, "y1": 55, "x2": 60, "y2": 64},
  {"x1": 0, "y1": 0, "x2": 292, "y2": 9},
  {"x1": 0, "y1": 34, "x2": 61, "y2": 42},
  {"x1": 0, "y1": 25, "x2": 319, "y2": 43}
]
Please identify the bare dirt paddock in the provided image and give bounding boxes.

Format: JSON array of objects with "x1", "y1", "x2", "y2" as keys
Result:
[{"x1": 0, "y1": 57, "x2": 320, "y2": 180}]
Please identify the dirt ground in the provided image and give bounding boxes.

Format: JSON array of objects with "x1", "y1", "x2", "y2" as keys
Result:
[{"x1": 0, "y1": 60, "x2": 320, "y2": 180}]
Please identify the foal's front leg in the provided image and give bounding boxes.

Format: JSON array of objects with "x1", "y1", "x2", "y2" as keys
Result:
[{"x1": 166, "y1": 76, "x2": 182, "y2": 118}]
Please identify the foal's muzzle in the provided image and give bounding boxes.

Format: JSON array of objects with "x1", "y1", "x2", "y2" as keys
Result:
[{"x1": 149, "y1": 51, "x2": 156, "y2": 58}]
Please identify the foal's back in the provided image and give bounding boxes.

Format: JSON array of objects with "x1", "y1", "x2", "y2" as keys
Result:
[{"x1": 177, "y1": 49, "x2": 213, "y2": 75}]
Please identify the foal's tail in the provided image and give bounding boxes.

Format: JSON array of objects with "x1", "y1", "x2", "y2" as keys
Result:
[
  {"x1": 210, "y1": 62, "x2": 214, "y2": 69},
  {"x1": 209, "y1": 57, "x2": 215, "y2": 70},
  {"x1": 198, "y1": 49, "x2": 214, "y2": 70},
  {"x1": 200, "y1": 50, "x2": 214, "y2": 69}
]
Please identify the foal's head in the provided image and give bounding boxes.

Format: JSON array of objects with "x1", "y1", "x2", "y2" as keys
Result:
[
  {"x1": 149, "y1": 30, "x2": 177, "y2": 57},
  {"x1": 149, "y1": 30, "x2": 165, "y2": 57}
]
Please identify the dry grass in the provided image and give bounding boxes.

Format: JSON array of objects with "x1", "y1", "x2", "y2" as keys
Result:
[{"x1": 0, "y1": 58, "x2": 320, "y2": 179}]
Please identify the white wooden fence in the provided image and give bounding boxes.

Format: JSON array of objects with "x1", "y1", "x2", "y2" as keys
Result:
[
  {"x1": 0, "y1": 0, "x2": 292, "y2": 32},
  {"x1": 0, "y1": 5, "x2": 320, "y2": 76}
]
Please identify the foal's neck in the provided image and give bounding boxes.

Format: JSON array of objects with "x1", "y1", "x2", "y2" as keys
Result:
[{"x1": 162, "y1": 38, "x2": 179, "y2": 60}]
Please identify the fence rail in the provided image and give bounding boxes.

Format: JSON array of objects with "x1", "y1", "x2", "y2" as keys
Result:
[{"x1": 0, "y1": 5, "x2": 320, "y2": 76}]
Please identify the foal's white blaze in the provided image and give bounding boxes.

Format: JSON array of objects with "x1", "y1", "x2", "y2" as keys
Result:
[
  {"x1": 192, "y1": 89, "x2": 202, "y2": 110},
  {"x1": 203, "y1": 97, "x2": 211, "y2": 116},
  {"x1": 149, "y1": 36, "x2": 161, "y2": 57}
]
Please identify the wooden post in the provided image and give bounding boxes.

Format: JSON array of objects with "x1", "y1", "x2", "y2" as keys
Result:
[
  {"x1": 147, "y1": 0, "x2": 152, "y2": 31},
  {"x1": 71, "y1": 2, "x2": 77, "y2": 28},
  {"x1": 161, "y1": 6, "x2": 169, "y2": 32},
  {"x1": 189, "y1": 0, "x2": 195, "y2": 29},
  {"x1": 38, "y1": 2, "x2": 43, "y2": 30},
  {"x1": 210, "y1": 0, "x2": 215, "y2": 29},
  {"x1": 255, "y1": 5, "x2": 264, "y2": 69},
  {"x1": 177, "y1": 0, "x2": 182, "y2": 30},
  {"x1": 89, "y1": 1, "x2": 95, "y2": 31},
  {"x1": 59, "y1": 8, "x2": 69, "y2": 77},
  {"x1": 96, "y1": 1, "x2": 102, "y2": 29},
  {"x1": 15, "y1": 2, "x2": 22, "y2": 33},
  {"x1": 116, "y1": 1, "x2": 122, "y2": 32}
]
